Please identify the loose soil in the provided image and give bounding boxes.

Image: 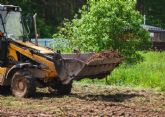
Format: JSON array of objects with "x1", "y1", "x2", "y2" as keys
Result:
[
  {"x1": 0, "y1": 83, "x2": 165, "y2": 117},
  {"x1": 86, "y1": 50, "x2": 122, "y2": 63}
]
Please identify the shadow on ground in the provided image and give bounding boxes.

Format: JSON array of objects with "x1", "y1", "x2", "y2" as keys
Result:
[
  {"x1": 70, "y1": 93, "x2": 142, "y2": 102},
  {"x1": 0, "y1": 87, "x2": 143, "y2": 102},
  {"x1": 32, "y1": 91, "x2": 142, "y2": 102},
  {"x1": 32, "y1": 92, "x2": 64, "y2": 99}
]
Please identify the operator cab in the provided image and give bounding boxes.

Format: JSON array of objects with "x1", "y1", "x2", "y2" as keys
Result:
[
  {"x1": 0, "y1": 4, "x2": 24, "y2": 66},
  {"x1": 0, "y1": 4, "x2": 24, "y2": 40}
]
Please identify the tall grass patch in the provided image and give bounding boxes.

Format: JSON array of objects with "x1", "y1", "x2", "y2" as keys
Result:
[{"x1": 80, "y1": 51, "x2": 165, "y2": 91}]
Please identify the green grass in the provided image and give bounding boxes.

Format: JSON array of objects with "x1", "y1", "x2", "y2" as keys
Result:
[{"x1": 80, "y1": 51, "x2": 165, "y2": 91}]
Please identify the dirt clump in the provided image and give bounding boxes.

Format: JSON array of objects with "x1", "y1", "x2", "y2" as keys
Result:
[{"x1": 86, "y1": 50, "x2": 123, "y2": 63}]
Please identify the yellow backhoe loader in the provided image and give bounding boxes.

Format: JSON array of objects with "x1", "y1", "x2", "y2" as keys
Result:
[{"x1": 0, "y1": 4, "x2": 122, "y2": 98}]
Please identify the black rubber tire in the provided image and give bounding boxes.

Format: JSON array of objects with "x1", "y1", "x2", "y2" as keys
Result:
[
  {"x1": 56, "y1": 83, "x2": 72, "y2": 95},
  {"x1": 48, "y1": 79, "x2": 72, "y2": 95},
  {"x1": 11, "y1": 71, "x2": 36, "y2": 98},
  {"x1": 0, "y1": 86, "x2": 11, "y2": 95}
]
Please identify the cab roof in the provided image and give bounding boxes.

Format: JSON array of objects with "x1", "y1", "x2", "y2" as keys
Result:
[{"x1": 0, "y1": 4, "x2": 22, "y2": 11}]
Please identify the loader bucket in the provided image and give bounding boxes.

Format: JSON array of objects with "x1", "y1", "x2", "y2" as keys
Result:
[{"x1": 59, "y1": 51, "x2": 123, "y2": 84}]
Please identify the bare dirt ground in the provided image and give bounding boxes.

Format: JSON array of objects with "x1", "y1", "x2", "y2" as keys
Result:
[{"x1": 0, "y1": 83, "x2": 165, "y2": 117}]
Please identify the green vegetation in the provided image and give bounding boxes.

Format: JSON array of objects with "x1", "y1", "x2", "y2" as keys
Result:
[
  {"x1": 0, "y1": 0, "x2": 163, "y2": 37},
  {"x1": 80, "y1": 51, "x2": 165, "y2": 91},
  {"x1": 136, "y1": 0, "x2": 165, "y2": 28},
  {"x1": 54, "y1": 0, "x2": 150, "y2": 62},
  {"x1": 0, "y1": 0, "x2": 85, "y2": 37},
  {"x1": 0, "y1": 0, "x2": 164, "y2": 37}
]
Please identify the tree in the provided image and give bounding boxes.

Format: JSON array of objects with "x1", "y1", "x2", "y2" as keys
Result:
[
  {"x1": 136, "y1": 0, "x2": 165, "y2": 28},
  {"x1": 54, "y1": 0, "x2": 150, "y2": 63}
]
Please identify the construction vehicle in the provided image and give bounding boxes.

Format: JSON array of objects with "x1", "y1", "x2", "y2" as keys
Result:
[{"x1": 0, "y1": 4, "x2": 122, "y2": 98}]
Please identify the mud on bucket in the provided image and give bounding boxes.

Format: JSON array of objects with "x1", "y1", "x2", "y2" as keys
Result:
[{"x1": 59, "y1": 51, "x2": 123, "y2": 84}]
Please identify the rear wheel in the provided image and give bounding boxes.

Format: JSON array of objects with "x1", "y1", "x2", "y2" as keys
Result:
[
  {"x1": 48, "y1": 79, "x2": 72, "y2": 95},
  {"x1": 11, "y1": 71, "x2": 36, "y2": 98}
]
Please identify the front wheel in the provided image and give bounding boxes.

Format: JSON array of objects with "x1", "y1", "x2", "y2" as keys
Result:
[{"x1": 11, "y1": 71, "x2": 36, "y2": 98}]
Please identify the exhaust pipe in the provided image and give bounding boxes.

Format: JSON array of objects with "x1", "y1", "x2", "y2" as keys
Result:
[{"x1": 33, "y1": 13, "x2": 38, "y2": 46}]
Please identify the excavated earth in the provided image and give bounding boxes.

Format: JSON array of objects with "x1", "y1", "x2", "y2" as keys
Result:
[
  {"x1": 86, "y1": 50, "x2": 122, "y2": 63},
  {"x1": 0, "y1": 83, "x2": 165, "y2": 117}
]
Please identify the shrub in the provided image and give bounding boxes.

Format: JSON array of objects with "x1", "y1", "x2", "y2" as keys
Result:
[{"x1": 53, "y1": 0, "x2": 151, "y2": 62}]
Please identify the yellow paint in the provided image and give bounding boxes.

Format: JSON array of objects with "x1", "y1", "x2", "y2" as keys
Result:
[
  {"x1": 15, "y1": 40, "x2": 54, "y2": 54},
  {"x1": 0, "y1": 39, "x2": 58, "y2": 82},
  {"x1": 0, "y1": 67, "x2": 7, "y2": 82},
  {"x1": 8, "y1": 46, "x2": 18, "y2": 61},
  {"x1": 9, "y1": 43, "x2": 58, "y2": 78},
  {"x1": 0, "y1": 67, "x2": 7, "y2": 76}
]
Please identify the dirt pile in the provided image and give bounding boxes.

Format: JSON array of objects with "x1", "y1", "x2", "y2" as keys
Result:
[{"x1": 86, "y1": 50, "x2": 123, "y2": 63}]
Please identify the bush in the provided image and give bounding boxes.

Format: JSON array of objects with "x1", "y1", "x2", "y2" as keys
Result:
[{"x1": 53, "y1": 0, "x2": 151, "y2": 62}]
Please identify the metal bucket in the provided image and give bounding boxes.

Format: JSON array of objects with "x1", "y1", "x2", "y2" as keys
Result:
[{"x1": 59, "y1": 53, "x2": 122, "y2": 84}]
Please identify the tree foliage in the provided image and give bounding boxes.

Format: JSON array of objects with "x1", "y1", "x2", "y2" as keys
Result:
[
  {"x1": 54, "y1": 0, "x2": 150, "y2": 62},
  {"x1": 0, "y1": 0, "x2": 86, "y2": 37},
  {"x1": 0, "y1": 0, "x2": 164, "y2": 38},
  {"x1": 136, "y1": 0, "x2": 165, "y2": 28}
]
